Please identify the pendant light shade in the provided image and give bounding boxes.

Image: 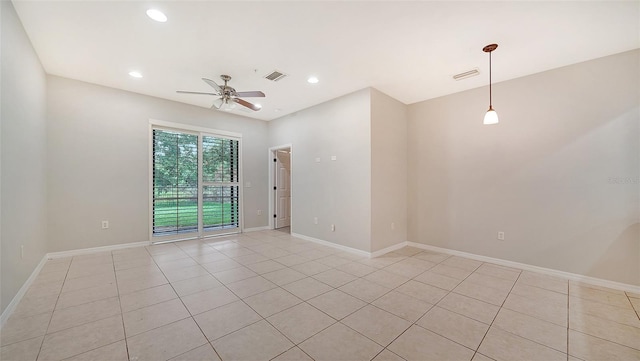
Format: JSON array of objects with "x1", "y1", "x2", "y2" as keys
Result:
[
  {"x1": 483, "y1": 44, "x2": 499, "y2": 125},
  {"x1": 484, "y1": 107, "x2": 499, "y2": 125}
]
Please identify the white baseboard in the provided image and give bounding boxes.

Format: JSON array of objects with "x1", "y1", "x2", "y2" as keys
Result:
[
  {"x1": 1, "y1": 255, "x2": 48, "y2": 328},
  {"x1": 47, "y1": 241, "x2": 150, "y2": 259},
  {"x1": 370, "y1": 242, "x2": 408, "y2": 258},
  {"x1": 243, "y1": 226, "x2": 270, "y2": 233},
  {"x1": 407, "y1": 242, "x2": 640, "y2": 294},
  {"x1": 291, "y1": 233, "x2": 370, "y2": 258}
]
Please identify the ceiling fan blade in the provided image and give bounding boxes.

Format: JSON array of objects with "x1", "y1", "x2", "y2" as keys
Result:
[
  {"x1": 202, "y1": 78, "x2": 222, "y2": 92},
  {"x1": 234, "y1": 91, "x2": 265, "y2": 98},
  {"x1": 233, "y1": 98, "x2": 261, "y2": 111},
  {"x1": 176, "y1": 90, "x2": 218, "y2": 95},
  {"x1": 211, "y1": 98, "x2": 224, "y2": 109}
]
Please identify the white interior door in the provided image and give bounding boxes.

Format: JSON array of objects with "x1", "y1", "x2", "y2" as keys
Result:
[{"x1": 274, "y1": 150, "x2": 291, "y2": 228}]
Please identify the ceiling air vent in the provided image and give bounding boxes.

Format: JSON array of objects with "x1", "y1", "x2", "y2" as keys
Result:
[
  {"x1": 452, "y1": 68, "x2": 480, "y2": 81},
  {"x1": 264, "y1": 70, "x2": 287, "y2": 82}
]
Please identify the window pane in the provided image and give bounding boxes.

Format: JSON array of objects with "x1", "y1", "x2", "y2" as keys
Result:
[
  {"x1": 152, "y1": 129, "x2": 199, "y2": 235},
  {"x1": 203, "y1": 136, "x2": 239, "y2": 183},
  {"x1": 203, "y1": 185, "x2": 239, "y2": 230}
]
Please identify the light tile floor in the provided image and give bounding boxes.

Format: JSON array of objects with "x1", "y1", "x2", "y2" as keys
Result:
[{"x1": 2, "y1": 230, "x2": 640, "y2": 361}]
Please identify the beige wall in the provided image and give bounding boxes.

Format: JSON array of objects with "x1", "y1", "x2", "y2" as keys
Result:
[
  {"x1": 371, "y1": 89, "x2": 408, "y2": 252},
  {"x1": 46, "y1": 76, "x2": 269, "y2": 252},
  {"x1": 1, "y1": 1, "x2": 49, "y2": 313},
  {"x1": 267, "y1": 88, "x2": 409, "y2": 254},
  {"x1": 408, "y1": 50, "x2": 640, "y2": 285},
  {"x1": 268, "y1": 89, "x2": 372, "y2": 252}
]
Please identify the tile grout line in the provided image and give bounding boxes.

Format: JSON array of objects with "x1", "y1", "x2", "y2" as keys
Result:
[
  {"x1": 625, "y1": 292, "x2": 640, "y2": 320},
  {"x1": 195, "y1": 237, "x2": 339, "y2": 350},
  {"x1": 568, "y1": 287, "x2": 640, "y2": 330},
  {"x1": 569, "y1": 328, "x2": 640, "y2": 352},
  {"x1": 484, "y1": 272, "x2": 578, "y2": 356},
  {"x1": 570, "y1": 290, "x2": 637, "y2": 309},
  {"x1": 198, "y1": 237, "x2": 353, "y2": 358},
  {"x1": 567, "y1": 280, "x2": 570, "y2": 361},
  {"x1": 353, "y1": 254, "x2": 488, "y2": 360},
  {"x1": 566, "y1": 281, "x2": 640, "y2": 352},
  {"x1": 34, "y1": 257, "x2": 72, "y2": 361},
  {"x1": 115, "y1": 246, "x2": 141, "y2": 361},
  {"x1": 224, "y1": 241, "x2": 357, "y2": 356},
  {"x1": 470, "y1": 267, "x2": 523, "y2": 360},
  {"x1": 514, "y1": 277, "x2": 568, "y2": 296},
  {"x1": 150, "y1": 241, "x2": 224, "y2": 360},
  {"x1": 168, "y1": 237, "x2": 282, "y2": 352},
  {"x1": 433, "y1": 260, "x2": 489, "y2": 360},
  {"x1": 268, "y1": 345, "x2": 314, "y2": 361},
  {"x1": 34, "y1": 255, "x2": 124, "y2": 360},
  {"x1": 191, "y1": 242, "x2": 404, "y2": 358},
  {"x1": 351, "y1": 253, "x2": 481, "y2": 360},
  {"x1": 54, "y1": 253, "x2": 132, "y2": 360}
]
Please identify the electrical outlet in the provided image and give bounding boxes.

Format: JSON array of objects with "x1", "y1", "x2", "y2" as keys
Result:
[
  {"x1": 257, "y1": 210, "x2": 262, "y2": 216},
  {"x1": 497, "y1": 231, "x2": 505, "y2": 241},
  {"x1": 331, "y1": 224, "x2": 335, "y2": 232},
  {"x1": 102, "y1": 220, "x2": 109, "y2": 229}
]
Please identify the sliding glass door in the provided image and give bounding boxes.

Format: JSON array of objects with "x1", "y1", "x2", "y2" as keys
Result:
[
  {"x1": 151, "y1": 127, "x2": 240, "y2": 242},
  {"x1": 201, "y1": 135, "x2": 240, "y2": 235}
]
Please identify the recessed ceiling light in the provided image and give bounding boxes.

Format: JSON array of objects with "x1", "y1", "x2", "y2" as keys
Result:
[
  {"x1": 146, "y1": 9, "x2": 167, "y2": 22},
  {"x1": 307, "y1": 76, "x2": 319, "y2": 84},
  {"x1": 128, "y1": 71, "x2": 143, "y2": 78}
]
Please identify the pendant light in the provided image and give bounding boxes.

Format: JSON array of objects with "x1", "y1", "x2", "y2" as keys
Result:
[{"x1": 483, "y1": 43, "x2": 499, "y2": 125}]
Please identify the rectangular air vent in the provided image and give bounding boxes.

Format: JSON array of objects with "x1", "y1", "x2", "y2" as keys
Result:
[
  {"x1": 453, "y1": 68, "x2": 480, "y2": 81},
  {"x1": 264, "y1": 70, "x2": 287, "y2": 82}
]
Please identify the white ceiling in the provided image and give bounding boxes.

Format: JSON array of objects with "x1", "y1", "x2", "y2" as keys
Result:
[{"x1": 13, "y1": 1, "x2": 640, "y2": 121}]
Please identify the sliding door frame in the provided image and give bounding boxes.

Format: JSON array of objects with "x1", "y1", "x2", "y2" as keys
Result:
[{"x1": 148, "y1": 119, "x2": 243, "y2": 244}]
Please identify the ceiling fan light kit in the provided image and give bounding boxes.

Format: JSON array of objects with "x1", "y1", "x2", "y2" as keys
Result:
[
  {"x1": 177, "y1": 74, "x2": 265, "y2": 112},
  {"x1": 483, "y1": 43, "x2": 499, "y2": 125}
]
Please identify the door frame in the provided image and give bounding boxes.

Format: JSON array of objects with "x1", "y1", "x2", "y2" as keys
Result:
[
  {"x1": 148, "y1": 119, "x2": 244, "y2": 244},
  {"x1": 268, "y1": 144, "x2": 292, "y2": 230}
]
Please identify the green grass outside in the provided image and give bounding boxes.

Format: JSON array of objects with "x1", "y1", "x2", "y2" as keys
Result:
[{"x1": 153, "y1": 201, "x2": 236, "y2": 227}]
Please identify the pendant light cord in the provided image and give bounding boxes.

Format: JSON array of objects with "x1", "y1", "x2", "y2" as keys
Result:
[{"x1": 489, "y1": 50, "x2": 492, "y2": 109}]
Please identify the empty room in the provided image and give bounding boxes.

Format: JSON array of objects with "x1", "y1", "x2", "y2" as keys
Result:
[{"x1": 1, "y1": 1, "x2": 639, "y2": 360}]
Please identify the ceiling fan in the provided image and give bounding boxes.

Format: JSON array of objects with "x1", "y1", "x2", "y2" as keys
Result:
[{"x1": 177, "y1": 75, "x2": 265, "y2": 111}]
